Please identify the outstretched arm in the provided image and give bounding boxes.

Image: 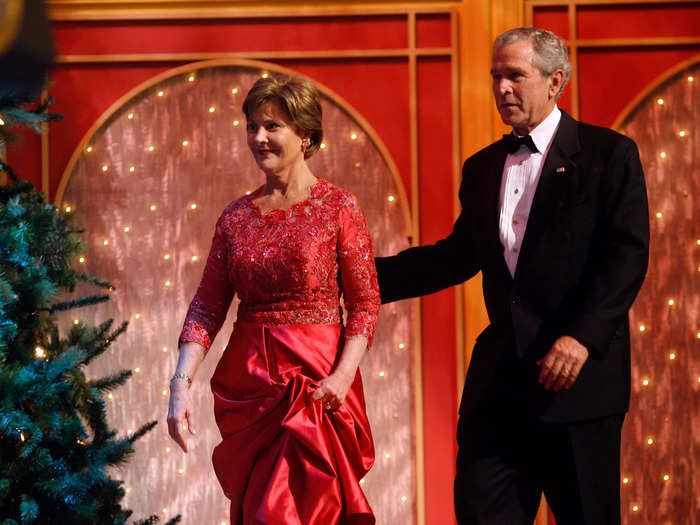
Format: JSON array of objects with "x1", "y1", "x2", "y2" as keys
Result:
[
  {"x1": 168, "y1": 215, "x2": 235, "y2": 451},
  {"x1": 376, "y1": 205, "x2": 479, "y2": 304}
]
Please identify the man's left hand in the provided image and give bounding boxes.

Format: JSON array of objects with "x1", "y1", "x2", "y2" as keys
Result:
[{"x1": 536, "y1": 335, "x2": 589, "y2": 391}]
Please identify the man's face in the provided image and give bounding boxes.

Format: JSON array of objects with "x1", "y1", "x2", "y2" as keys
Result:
[{"x1": 491, "y1": 39, "x2": 561, "y2": 135}]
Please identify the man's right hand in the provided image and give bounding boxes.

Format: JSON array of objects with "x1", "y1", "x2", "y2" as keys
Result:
[{"x1": 536, "y1": 335, "x2": 589, "y2": 392}]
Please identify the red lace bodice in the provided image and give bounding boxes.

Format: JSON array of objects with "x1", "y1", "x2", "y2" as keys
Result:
[{"x1": 179, "y1": 179, "x2": 380, "y2": 352}]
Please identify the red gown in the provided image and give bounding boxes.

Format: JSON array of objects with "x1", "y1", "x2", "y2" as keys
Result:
[{"x1": 179, "y1": 179, "x2": 380, "y2": 525}]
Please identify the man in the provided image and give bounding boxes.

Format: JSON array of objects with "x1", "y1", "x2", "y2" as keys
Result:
[{"x1": 376, "y1": 28, "x2": 649, "y2": 524}]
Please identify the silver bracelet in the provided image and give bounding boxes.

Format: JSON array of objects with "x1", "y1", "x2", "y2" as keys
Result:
[{"x1": 171, "y1": 372, "x2": 192, "y2": 386}]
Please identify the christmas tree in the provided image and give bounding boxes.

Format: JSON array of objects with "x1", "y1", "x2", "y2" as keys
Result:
[{"x1": 0, "y1": 94, "x2": 179, "y2": 524}]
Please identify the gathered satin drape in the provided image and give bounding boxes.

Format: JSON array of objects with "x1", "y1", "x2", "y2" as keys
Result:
[{"x1": 211, "y1": 323, "x2": 374, "y2": 524}]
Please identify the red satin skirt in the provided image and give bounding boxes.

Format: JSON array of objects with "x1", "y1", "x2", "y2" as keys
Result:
[{"x1": 210, "y1": 322, "x2": 375, "y2": 525}]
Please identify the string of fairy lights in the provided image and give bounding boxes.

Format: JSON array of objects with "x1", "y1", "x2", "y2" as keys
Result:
[
  {"x1": 55, "y1": 69, "x2": 410, "y2": 523},
  {"x1": 620, "y1": 71, "x2": 697, "y2": 517}
]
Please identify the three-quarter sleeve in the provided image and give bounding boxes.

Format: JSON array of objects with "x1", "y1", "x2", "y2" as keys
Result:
[
  {"x1": 337, "y1": 194, "x2": 381, "y2": 346},
  {"x1": 179, "y1": 216, "x2": 235, "y2": 352}
]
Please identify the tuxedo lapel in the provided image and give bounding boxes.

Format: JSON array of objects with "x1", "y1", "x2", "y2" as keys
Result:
[
  {"x1": 482, "y1": 143, "x2": 508, "y2": 242},
  {"x1": 479, "y1": 141, "x2": 513, "y2": 282},
  {"x1": 514, "y1": 112, "x2": 581, "y2": 280}
]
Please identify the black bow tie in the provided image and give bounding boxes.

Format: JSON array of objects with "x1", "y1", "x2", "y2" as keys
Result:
[{"x1": 503, "y1": 133, "x2": 538, "y2": 154}]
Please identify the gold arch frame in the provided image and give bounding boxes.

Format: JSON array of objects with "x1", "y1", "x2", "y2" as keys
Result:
[
  {"x1": 612, "y1": 53, "x2": 700, "y2": 131},
  {"x1": 54, "y1": 57, "x2": 413, "y2": 239},
  {"x1": 53, "y1": 56, "x2": 424, "y2": 523}
]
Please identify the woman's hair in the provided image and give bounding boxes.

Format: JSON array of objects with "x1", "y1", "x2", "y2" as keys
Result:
[
  {"x1": 242, "y1": 74, "x2": 323, "y2": 159},
  {"x1": 494, "y1": 27, "x2": 572, "y2": 101}
]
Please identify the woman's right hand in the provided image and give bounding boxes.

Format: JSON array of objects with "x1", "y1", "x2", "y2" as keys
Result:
[{"x1": 167, "y1": 381, "x2": 197, "y2": 452}]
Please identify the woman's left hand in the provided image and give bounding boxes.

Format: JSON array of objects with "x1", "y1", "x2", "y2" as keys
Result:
[{"x1": 311, "y1": 368, "x2": 356, "y2": 411}]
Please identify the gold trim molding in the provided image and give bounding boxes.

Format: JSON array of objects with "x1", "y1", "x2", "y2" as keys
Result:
[
  {"x1": 56, "y1": 48, "x2": 454, "y2": 64},
  {"x1": 526, "y1": 0, "x2": 698, "y2": 5},
  {"x1": 612, "y1": 54, "x2": 700, "y2": 131},
  {"x1": 48, "y1": 0, "x2": 459, "y2": 20}
]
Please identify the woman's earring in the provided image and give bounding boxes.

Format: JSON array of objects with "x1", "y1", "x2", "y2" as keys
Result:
[{"x1": 302, "y1": 138, "x2": 311, "y2": 151}]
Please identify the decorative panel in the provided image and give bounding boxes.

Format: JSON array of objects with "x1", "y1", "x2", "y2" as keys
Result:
[
  {"x1": 579, "y1": 47, "x2": 699, "y2": 126},
  {"x1": 577, "y1": 3, "x2": 700, "y2": 40},
  {"x1": 620, "y1": 61, "x2": 698, "y2": 525},
  {"x1": 532, "y1": 6, "x2": 569, "y2": 40},
  {"x1": 416, "y1": 13, "x2": 451, "y2": 48},
  {"x1": 527, "y1": 0, "x2": 700, "y2": 126},
  {"x1": 58, "y1": 62, "x2": 416, "y2": 524},
  {"x1": 54, "y1": 16, "x2": 410, "y2": 55},
  {"x1": 416, "y1": 55, "x2": 458, "y2": 518}
]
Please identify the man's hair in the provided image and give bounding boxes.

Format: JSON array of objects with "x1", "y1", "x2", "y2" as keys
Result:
[
  {"x1": 494, "y1": 27, "x2": 572, "y2": 101},
  {"x1": 243, "y1": 74, "x2": 323, "y2": 159}
]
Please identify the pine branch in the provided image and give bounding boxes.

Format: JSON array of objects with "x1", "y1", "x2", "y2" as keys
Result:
[
  {"x1": 70, "y1": 319, "x2": 114, "y2": 366},
  {"x1": 0, "y1": 162, "x2": 21, "y2": 186},
  {"x1": 132, "y1": 512, "x2": 182, "y2": 524},
  {"x1": 17, "y1": 424, "x2": 44, "y2": 460},
  {"x1": 90, "y1": 437, "x2": 132, "y2": 469},
  {"x1": 74, "y1": 273, "x2": 113, "y2": 290},
  {"x1": 128, "y1": 421, "x2": 157, "y2": 444},
  {"x1": 72, "y1": 385, "x2": 109, "y2": 444},
  {"x1": 87, "y1": 370, "x2": 132, "y2": 393},
  {"x1": 45, "y1": 294, "x2": 110, "y2": 314},
  {"x1": 84, "y1": 320, "x2": 128, "y2": 366},
  {"x1": 133, "y1": 515, "x2": 182, "y2": 525},
  {"x1": 19, "y1": 495, "x2": 39, "y2": 522},
  {"x1": 0, "y1": 409, "x2": 41, "y2": 458},
  {"x1": 105, "y1": 321, "x2": 128, "y2": 346},
  {"x1": 0, "y1": 478, "x2": 9, "y2": 505},
  {"x1": 82, "y1": 421, "x2": 157, "y2": 476},
  {"x1": 30, "y1": 349, "x2": 86, "y2": 405},
  {"x1": 33, "y1": 97, "x2": 58, "y2": 117},
  {"x1": 0, "y1": 96, "x2": 165, "y2": 522},
  {"x1": 0, "y1": 96, "x2": 62, "y2": 143},
  {"x1": 1, "y1": 364, "x2": 41, "y2": 405},
  {"x1": 133, "y1": 517, "x2": 159, "y2": 525},
  {"x1": 68, "y1": 318, "x2": 111, "y2": 347}
]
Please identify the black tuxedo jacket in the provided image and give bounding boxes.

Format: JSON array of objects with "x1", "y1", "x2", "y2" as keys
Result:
[{"x1": 376, "y1": 111, "x2": 649, "y2": 422}]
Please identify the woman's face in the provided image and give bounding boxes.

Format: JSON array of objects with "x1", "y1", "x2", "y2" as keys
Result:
[{"x1": 246, "y1": 100, "x2": 305, "y2": 175}]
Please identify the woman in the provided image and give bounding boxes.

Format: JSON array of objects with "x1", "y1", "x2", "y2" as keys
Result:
[{"x1": 167, "y1": 74, "x2": 380, "y2": 525}]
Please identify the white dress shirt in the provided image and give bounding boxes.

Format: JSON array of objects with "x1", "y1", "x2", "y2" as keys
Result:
[{"x1": 499, "y1": 106, "x2": 561, "y2": 277}]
